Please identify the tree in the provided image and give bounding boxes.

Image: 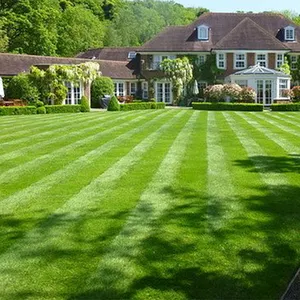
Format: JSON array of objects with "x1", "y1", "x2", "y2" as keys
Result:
[
  {"x1": 91, "y1": 76, "x2": 114, "y2": 108},
  {"x1": 57, "y1": 6, "x2": 105, "y2": 57},
  {"x1": 160, "y1": 57, "x2": 193, "y2": 105},
  {"x1": 0, "y1": 19, "x2": 8, "y2": 52}
]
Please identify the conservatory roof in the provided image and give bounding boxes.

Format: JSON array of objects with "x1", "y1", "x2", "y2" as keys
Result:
[{"x1": 233, "y1": 64, "x2": 289, "y2": 76}]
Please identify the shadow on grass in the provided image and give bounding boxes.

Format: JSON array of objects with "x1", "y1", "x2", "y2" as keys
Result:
[
  {"x1": 74, "y1": 156, "x2": 300, "y2": 299},
  {"x1": 234, "y1": 154, "x2": 300, "y2": 174},
  {"x1": 1, "y1": 155, "x2": 300, "y2": 299}
]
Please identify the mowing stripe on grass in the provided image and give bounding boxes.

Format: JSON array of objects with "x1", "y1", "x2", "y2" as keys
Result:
[
  {"x1": 223, "y1": 112, "x2": 288, "y2": 187},
  {"x1": 0, "y1": 111, "x2": 190, "y2": 296},
  {"x1": 0, "y1": 112, "x2": 102, "y2": 144},
  {"x1": 277, "y1": 112, "x2": 300, "y2": 122},
  {"x1": 267, "y1": 113, "x2": 300, "y2": 129},
  {"x1": 251, "y1": 113, "x2": 300, "y2": 138},
  {"x1": 236, "y1": 112, "x2": 300, "y2": 154},
  {"x1": 0, "y1": 111, "x2": 149, "y2": 183},
  {"x1": 83, "y1": 111, "x2": 199, "y2": 297},
  {"x1": 0, "y1": 110, "x2": 148, "y2": 161},
  {"x1": 206, "y1": 112, "x2": 240, "y2": 232},
  {"x1": 0, "y1": 110, "x2": 177, "y2": 213}
]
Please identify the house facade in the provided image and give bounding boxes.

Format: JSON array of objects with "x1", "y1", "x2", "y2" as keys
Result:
[
  {"x1": 137, "y1": 12, "x2": 300, "y2": 105},
  {"x1": 78, "y1": 12, "x2": 300, "y2": 105}
]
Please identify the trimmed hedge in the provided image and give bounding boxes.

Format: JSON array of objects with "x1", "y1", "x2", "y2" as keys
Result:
[
  {"x1": 270, "y1": 103, "x2": 300, "y2": 111},
  {"x1": 120, "y1": 102, "x2": 166, "y2": 111},
  {"x1": 0, "y1": 106, "x2": 37, "y2": 116},
  {"x1": 192, "y1": 102, "x2": 263, "y2": 111},
  {"x1": 45, "y1": 105, "x2": 81, "y2": 114}
]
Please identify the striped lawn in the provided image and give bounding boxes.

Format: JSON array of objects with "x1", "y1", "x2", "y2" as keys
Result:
[{"x1": 0, "y1": 110, "x2": 299, "y2": 300}]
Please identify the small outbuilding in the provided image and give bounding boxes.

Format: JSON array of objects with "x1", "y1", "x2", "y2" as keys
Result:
[{"x1": 228, "y1": 64, "x2": 291, "y2": 106}]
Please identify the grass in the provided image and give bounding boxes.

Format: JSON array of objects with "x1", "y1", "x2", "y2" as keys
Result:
[{"x1": 0, "y1": 110, "x2": 299, "y2": 299}]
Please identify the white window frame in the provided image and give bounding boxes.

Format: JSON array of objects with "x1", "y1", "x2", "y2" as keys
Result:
[
  {"x1": 285, "y1": 26, "x2": 295, "y2": 41},
  {"x1": 256, "y1": 53, "x2": 268, "y2": 67},
  {"x1": 196, "y1": 55, "x2": 206, "y2": 65},
  {"x1": 276, "y1": 54, "x2": 284, "y2": 69},
  {"x1": 152, "y1": 55, "x2": 176, "y2": 70},
  {"x1": 197, "y1": 25, "x2": 209, "y2": 40},
  {"x1": 217, "y1": 53, "x2": 226, "y2": 69},
  {"x1": 278, "y1": 78, "x2": 289, "y2": 98},
  {"x1": 64, "y1": 81, "x2": 82, "y2": 105},
  {"x1": 155, "y1": 81, "x2": 172, "y2": 104},
  {"x1": 129, "y1": 82, "x2": 137, "y2": 97},
  {"x1": 114, "y1": 81, "x2": 126, "y2": 97},
  {"x1": 234, "y1": 53, "x2": 247, "y2": 69},
  {"x1": 290, "y1": 55, "x2": 298, "y2": 70},
  {"x1": 142, "y1": 82, "x2": 148, "y2": 99}
]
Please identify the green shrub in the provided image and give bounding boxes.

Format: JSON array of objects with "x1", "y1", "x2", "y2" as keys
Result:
[
  {"x1": 80, "y1": 96, "x2": 90, "y2": 112},
  {"x1": 192, "y1": 102, "x2": 263, "y2": 111},
  {"x1": 91, "y1": 76, "x2": 114, "y2": 108},
  {"x1": 270, "y1": 103, "x2": 300, "y2": 111},
  {"x1": 35, "y1": 100, "x2": 45, "y2": 107},
  {"x1": 107, "y1": 95, "x2": 120, "y2": 111},
  {"x1": 120, "y1": 102, "x2": 166, "y2": 111},
  {"x1": 5, "y1": 73, "x2": 39, "y2": 103},
  {"x1": 0, "y1": 106, "x2": 37, "y2": 116},
  {"x1": 36, "y1": 106, "x2": 46, "y2": 114},
  {"x1": 45, "y1": 105, "x2": 81, "y2": 114}
]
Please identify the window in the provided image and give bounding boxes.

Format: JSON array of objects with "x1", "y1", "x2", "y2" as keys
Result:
[
  {"x1": 64, "y1": 81, "x2": 82, "y2": 105},
  {"x1": 217, "y1": 53, "x2": 226, "y2": 69},
  {"x1": 197, "y1": 25, "x2": 209, "y2": 40},
  {"x1": 234, "y1": 53, "x2": 246, "y2": 69},
  {"x1": 128, "y1": 51, "x2": 136, "y2": 59},
  {"x1": 285, "y1": 26, "x2": 295, "y2": 41},
  {"x1": 156, "y1": 82, "x2": 172, "y2": 103},
  {"x1": 130, "y1": 82, "x2": 137, "y2": 96},
  {"x1": 65, "y1": 82, "x2": 72, "y2": 105},
  {"x1": 291, "y1": 55, "x2": 298, "y2": 70},
  {"x1": 114, "y1": 82, "x2": 125, "y2": 97},
  {"x1": 152, "y1": 55, "x2": 176, "y2": 69},
  {"x1": 256, "y1": 54, "x2": 268, "y2": 67},
  {"x1": 198, "y1": 81, "x2": 207, "y2": 91},
  {"x1": 142, "y1": 82, "x2": 148, "y2": 99},
  {"x1": 235, "y1": 80, "x2": 248, "y2": 87},
  {"x1": 279, "y1": 79, "x2": 289, "y2": 98},
  {"x1": 276, "y1": 54, "x2": 284, "y2": 68},
  {"x1": 196, "y1": 55, "x2": 206, "y2": 65}
]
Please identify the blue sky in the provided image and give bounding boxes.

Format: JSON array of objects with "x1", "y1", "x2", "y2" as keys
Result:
[{"x1": 174, "y1": 0, "x2": 300, "y2": 14}]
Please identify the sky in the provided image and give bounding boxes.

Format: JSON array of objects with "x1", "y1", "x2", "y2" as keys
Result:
[{"x1": 174, "y1": 0, "x2": 300, "y2": 14}]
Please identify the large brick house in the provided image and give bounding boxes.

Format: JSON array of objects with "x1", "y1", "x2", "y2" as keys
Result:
[{"x1": 80, "y1": 12, "x2": 300, "y2": 106}]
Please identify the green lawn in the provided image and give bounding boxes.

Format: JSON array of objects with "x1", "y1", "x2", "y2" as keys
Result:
[{"x1": 0, "y1": 109, "x2": 299, "y2": 299}]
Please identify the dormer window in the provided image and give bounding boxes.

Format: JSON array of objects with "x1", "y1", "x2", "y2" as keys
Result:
[
  {"x1": 285, "y1": 26, "x2": 295, "y2": 41},
  {"x1": 128, "y1": 51, "x2": 136, "y2": 59},
  {"x1": 197, "y1": 25, "x2": 209, "y2": 40}
]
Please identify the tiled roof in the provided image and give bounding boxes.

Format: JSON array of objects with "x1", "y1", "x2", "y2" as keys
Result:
[
  {"x1": 0, "y1": 53, "x2": 135, "y2": 79},
  {"x1": 140, "y1": 12, "x2": 300, "y2": 52},
  {"x1": 76, "y1": 47, "x2": 140, "y2": 61},
  {"x1": 214, "y1": 17, "x2": 288, "y2": 50}
]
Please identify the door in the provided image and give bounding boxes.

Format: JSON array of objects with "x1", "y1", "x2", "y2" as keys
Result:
[
  {"x1": 156, "y1": 82, "x2": 172, "y2": 104},
  {"x1": 256, "y1": 80, "x2": 273, "y2": 106}
]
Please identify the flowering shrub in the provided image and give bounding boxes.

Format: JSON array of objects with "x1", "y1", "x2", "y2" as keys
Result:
[
  {"x1": 203, "y1": 84, "x2": 224, "y2": 102},
  {"x1": 223, "y1": 83, "x2": 242, "y2": 101},
  {"x1": 282, "y1": 89, "x2": 294, "y2": 98},
  {"x1": 204, "y1": 84, "x2": 256, "y2": 103},
  {"x1": 240, "y1": 87, "x2": 256, "y2": 103},
  {"x1": 292, "y1": 86, "x2": 300, "y2": 102}
]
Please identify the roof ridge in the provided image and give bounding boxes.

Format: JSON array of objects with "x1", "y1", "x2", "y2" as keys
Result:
[
  {"x1": 0, "y1": 52, "x2": 98, "y2": 61},
  {"x1": 214, "y1": 17, "x2": 289, "y2": 50}
]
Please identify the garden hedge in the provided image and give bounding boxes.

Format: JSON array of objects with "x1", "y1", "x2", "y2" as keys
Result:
[
  {"x1": 270, "y1": 103, "x2": 300, "y2": 111},
  {"x1": 0, "y1": 106, "x2": 37, "y2": 116},
  {"x1": 120, "y1": 102, "x2": 165, "y2": 111},
  {"x1": 192, "y1": 102, "x2": 263, "y2": 111},
  {"x1": 45, "y1": 105, "x2": 81, "y2": 114}
]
